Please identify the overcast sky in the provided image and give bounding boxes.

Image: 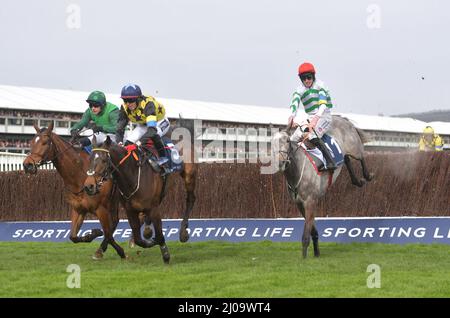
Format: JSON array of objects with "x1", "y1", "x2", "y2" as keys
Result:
[{"x1": 0, "y1": 0, "x2": 449, "y2": 116}]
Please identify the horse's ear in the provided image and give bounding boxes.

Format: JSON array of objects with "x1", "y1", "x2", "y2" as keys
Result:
[
  {"x1": 33, "y1": 123, "x2": 40, "y2": 133},
  {"x1": 47, "y1": 120, "x2": 54, "y2": 133},
  {"x1": 92, "y1": 134, "x2": 98, "y2": 148},
  {"x1": 104, "y1": 136, "x2": 112, "y2": 148}
]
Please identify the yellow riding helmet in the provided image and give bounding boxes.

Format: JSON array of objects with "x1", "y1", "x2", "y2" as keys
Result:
[{"x1": 423, "y1": 126, "x2": 434, "y2": 134}]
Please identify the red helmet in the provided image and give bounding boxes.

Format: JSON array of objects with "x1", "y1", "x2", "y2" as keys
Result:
[{"x1": 298, "y1": 62, "x2": 316, "y2": 75}]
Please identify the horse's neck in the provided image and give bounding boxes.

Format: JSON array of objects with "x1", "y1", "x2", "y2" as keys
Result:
[
  {"x1": 286, "y1": 146, "x2": 336, "y2": 199},
  {"x1": 285, "y1": 146, "x2": 307, "y2": 182},
  {"x1": 110, "y1": 146, "x2": 133, "y2": 184},
  {"x1": 285, "y1": 146, "x2": 320, "y2": 186},
  {"x1": 111, "y1": 146, "x2": 156, "y2": 190},
  {"x1": 51, "y1": 134, "x2": 87, "y2": 188}
]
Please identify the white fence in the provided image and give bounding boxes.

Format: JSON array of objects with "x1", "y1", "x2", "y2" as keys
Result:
[{"x1": 0, "y1": 152, "x2": 54, "y2": 172}]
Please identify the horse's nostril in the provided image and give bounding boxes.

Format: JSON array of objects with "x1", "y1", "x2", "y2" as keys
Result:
[
  {"x1": 24, "y1": 163, "x2": 35, "y2": 173},
  {"x1": 84, "y1": 184, "x2": 96, "y2": 195}
]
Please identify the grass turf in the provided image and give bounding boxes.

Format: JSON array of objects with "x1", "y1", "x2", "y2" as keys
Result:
[{"x1": 0, "y1": 241, "x2": 449, "y2": 297}]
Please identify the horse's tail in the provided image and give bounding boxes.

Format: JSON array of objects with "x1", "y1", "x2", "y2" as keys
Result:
[
  {"x1": 334, "y1": 114, "x2": 370, "y2": 144},
  {"x1": 355, "y1": 127, "x2": 370, "y2": 144},
  {"x1": 176, "y1": 113, "x2": 195, "y2": 144}
]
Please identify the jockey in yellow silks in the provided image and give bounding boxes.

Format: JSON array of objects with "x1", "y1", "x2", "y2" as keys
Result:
[{"x1": 116, "y1": 84, "x2": 170, "y2": 166}]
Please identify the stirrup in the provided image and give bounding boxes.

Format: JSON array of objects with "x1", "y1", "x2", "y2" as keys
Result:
[{"x1": 318, "y1": 162, "x2": 337, "y2": 172}]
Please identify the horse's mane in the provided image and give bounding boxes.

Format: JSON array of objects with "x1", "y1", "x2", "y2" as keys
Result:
[
  {"x1": 47, "y1": 129, "x2": 77, "y2": 152},
  {"x1": 109, "y1": 143, "x2": 126, "y2": 155}
]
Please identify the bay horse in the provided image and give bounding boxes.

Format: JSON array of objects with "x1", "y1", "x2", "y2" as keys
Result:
[
  {"x1": 83, "y1": 135, "x2": 197, "y2": 264},
  {"x1": 272, "y1": 115, "x2": 374, "y2": 258},
  {"x1": 23, "y1": 122, "x2": 126, "y2": 259}
]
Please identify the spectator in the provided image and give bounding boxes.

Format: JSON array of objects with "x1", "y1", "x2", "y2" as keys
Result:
[{"x1": 419, "y1": 126, "x2": 444, "y2": 152}]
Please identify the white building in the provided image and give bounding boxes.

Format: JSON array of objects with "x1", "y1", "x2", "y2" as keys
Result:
[{"x1": 1, "y1": 84, "x2": 449, "y2": 157}]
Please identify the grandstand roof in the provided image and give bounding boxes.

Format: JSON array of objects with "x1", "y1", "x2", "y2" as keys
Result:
[{"x1": 1, "y1": 84, "x2": 450, "y2": 135}]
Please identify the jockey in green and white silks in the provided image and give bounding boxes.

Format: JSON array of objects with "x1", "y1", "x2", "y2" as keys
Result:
[{"x1": 288, "y1": 62, "x2": 337, "y2": 171}]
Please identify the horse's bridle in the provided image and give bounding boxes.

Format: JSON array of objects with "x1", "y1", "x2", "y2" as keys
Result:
[
  {"x1": 278, "y1": 136, "x2": 301, "y2": 168},
  {"x1": 27, "y1": 134, "x2": 55, "y2": 167},
  {"x1": 26, "y1": 132, "x2": 86, "y2": 195},
  {"x1": 87, "y1": 148, "x2": 142, "y2": 200},
  {"x1": 278, "y1": 136, "x2": 306, "y2": 199},
  {"x1": 27, "y1": 132, "x2": 77, "y2": 168},
  {"x1": 86, "y1": 148, "x2": 118, "y2": 190}
]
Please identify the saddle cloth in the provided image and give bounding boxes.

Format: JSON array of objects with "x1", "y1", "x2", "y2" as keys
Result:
[
  {"x1": 301, "y1": 134, "x2": 345, "y2": 169},
  {"x1": 125, "y1": 137, "x2": 184, "y2": 174}
]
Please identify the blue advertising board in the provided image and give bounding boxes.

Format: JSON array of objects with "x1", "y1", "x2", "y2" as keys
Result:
[{"x1": 1, "y1": 217, "x2": 450, "y2": 244}]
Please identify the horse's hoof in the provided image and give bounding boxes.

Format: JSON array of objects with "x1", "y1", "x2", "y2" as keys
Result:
[
  {"x1": 179, "y1": 231, "x2": 190, "y2": 243},
  {"x1": 143, "y1": 227, "x2": 153, "y2": 240},
  {"x1": 91, "y1": 229, "x2": 104, "y2": 237},
  {"x1": 357, "y1": 179, "x2": 366, "y2": 187},
  {"x1": 163, "y1": 255, "x2": 170, "y2": 264},
  {"x1": 129, "y1": 239, "x2": 135, "y2": 249},
  {"x1": 302, "y1": 249, "x2": 308, "y2": 259},
  {"x1": 92, "y1": 251, "x2": 103, "y2": 261}
]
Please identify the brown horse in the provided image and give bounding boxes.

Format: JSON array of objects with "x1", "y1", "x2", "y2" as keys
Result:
[
  {"x1": 83, "y1": 135, "x2": 197, "y2": 264},
  {"x1": 23, "y1": 122, "x2": 126, "y2": 259}
]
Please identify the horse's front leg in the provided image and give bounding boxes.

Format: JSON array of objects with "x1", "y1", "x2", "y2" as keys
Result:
[
  {"x1": 129, "y1": 212, "x2": 152, "y2": 247},
  {"x1": 142, "y1": 213, "x2": 153, "y2": 240},
  {"x1": 94, "y1": 206, "x2": 126, "y2": 260},
  {"x1": 151, "y1": 215, "x2": 170, "y2": 264},
  {"x1": 69, "y1": 209, "x2": 102, "y2": 243},
  {"x1": 295, "y1": 201, "x2": 309, "y2": 258},
  {"x1": 311, "y1": 223, "x2": 320, "y2": 258},
  {"x1": 127, "y1": 209, "x2": 157, "y2": 249}
]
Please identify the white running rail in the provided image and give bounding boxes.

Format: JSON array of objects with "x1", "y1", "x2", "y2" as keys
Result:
[{"x1": 0, "y1": 152, "x2": 54, "y2": 172}]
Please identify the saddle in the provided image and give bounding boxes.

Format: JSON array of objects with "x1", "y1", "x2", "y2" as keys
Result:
[
  {"x1": 125, "y1": 137, "x2": 184, "y2": 175},
  {"x1": 299, "y1": 134, "x2": 344, "y2": 172}
]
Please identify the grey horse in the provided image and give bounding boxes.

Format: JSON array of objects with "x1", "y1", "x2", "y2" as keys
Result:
[{"x1": 272, "y1": 115, "x2": 374, "y2": 258}]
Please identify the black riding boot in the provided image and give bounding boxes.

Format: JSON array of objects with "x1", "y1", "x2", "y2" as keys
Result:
[
  {"x1": 310, "y1": 138, "x2": 337, "y2": 171},
  {"x1": 151, "y1": 135, "x2": 169, "y2": 166},
  {"x1": 79, "y1": 137, "x2": 93, "y2": 154}
]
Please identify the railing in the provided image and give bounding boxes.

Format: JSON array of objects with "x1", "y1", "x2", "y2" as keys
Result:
[{"x1": 0, "y1": 152, "x2": 54, "y2": 172}]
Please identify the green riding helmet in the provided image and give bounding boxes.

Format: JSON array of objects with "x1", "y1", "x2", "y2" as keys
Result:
[{"x1": 86, "y1": 91, "x2": 106, "y2": 107}]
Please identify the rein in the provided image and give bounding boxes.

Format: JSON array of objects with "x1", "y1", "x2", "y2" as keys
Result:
[
  {"x1": 282, "y1": 139, "x2": 306, "y2": 199},
  {"x1": 29, "y1": 132, "x2": 85, "y2": 195},
  {"x1": 28, "y1": 133, "x2": 78, "y2": 167},
  {"x1": 87, "y1": 148, "x2": 115, "y2": 188},
  {"x1": 91, "y1": 148, "x2": 142, "y2": 201}
]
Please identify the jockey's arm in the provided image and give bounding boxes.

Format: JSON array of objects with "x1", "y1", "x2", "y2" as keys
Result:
[
  {"x1": 288, "y1": 91, "x2": 301, "y2": 127},
  {"x1": 115, "y1": 106, "x2": 129, "y2": 143},
  {"x1": 143, "y1": 100, "x2": 158, "y2": 129},
  {"x1": 289, "y1": 91, "x2": 301, "y2": 115},
  {"x1": 310, "y1": 104, "x2": 327, "y2": 127},
  {"x1": 71, "y1": 109, "x2": 91, "y2": 132},
  {"x1": 308, "y1": 88, "x2": 329, "y2": 129}
]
